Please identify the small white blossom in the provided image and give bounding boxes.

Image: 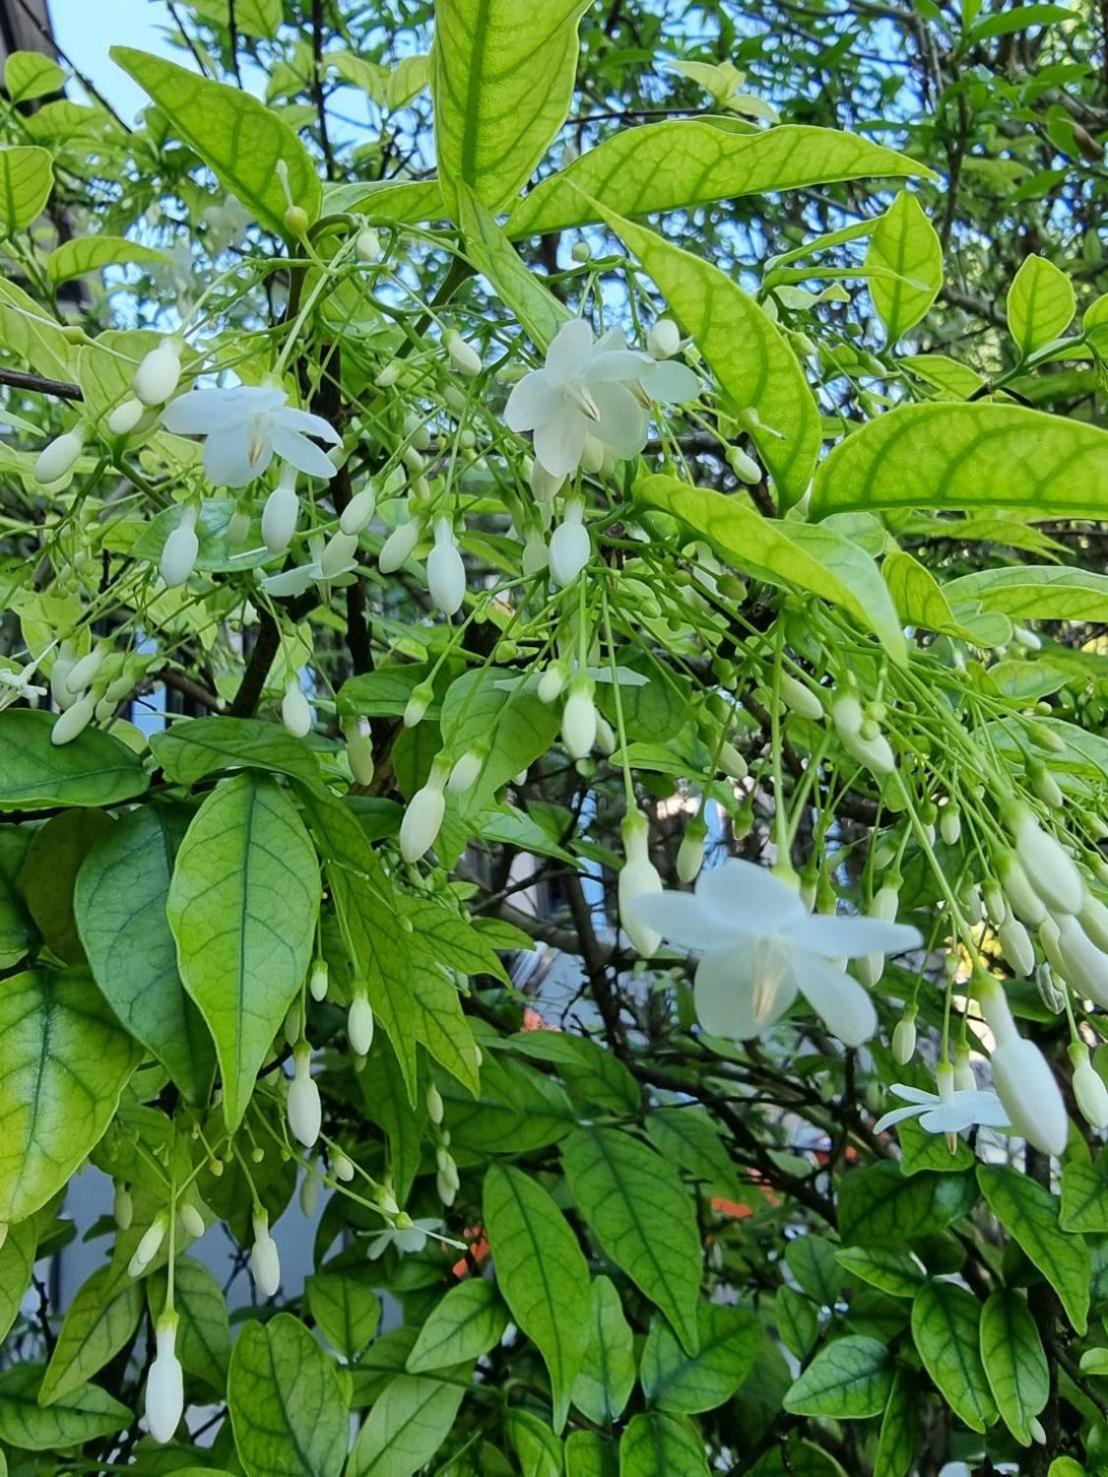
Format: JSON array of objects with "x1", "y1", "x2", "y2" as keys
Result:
[
  {"x1": 144, "y1": 1312, "x2": 184, "y2": 1444},
  {"x1": 367, "y1": 1215, "x2": 444, "y2": 1258},
  {"x1": 162, "y1": 386, "x2": 340, "y2": 488},
  {"x1": 628, "y1": 859, "x2": 921, "y2": 1046},
  {"x1": 249, "y1": 1210, "x2": 281, "y2": 1296},
  {"x1": 874, "y1": 1076, "x2": 1009, "y2": 1137},
  {"x1": 548, "y1": 500, "x2": 591, "y2": 586}
]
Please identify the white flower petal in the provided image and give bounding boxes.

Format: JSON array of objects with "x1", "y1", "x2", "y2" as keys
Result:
[
  {"x1": 585, "y1": 349, "x2": 656, "y2": 384},
  {"x1": 918, "y1": 1103, "x2": 977, "y2": 1134},
  {"x1": 204, "y1": 429, "x2": 271, "y2": 487},
  {"x1": 960, "y1": 1090, "x2": 1010, "y2": 1127},
  {"x1": 634, "y1": 889, "x2": 740, "y2": 953},
  {"x1": 594, "y1": 327, "x2": 629, "y2": 353},
  {"x1": 873, "y1": 1103, "x2": 926, "y2": 1134},
  {"x1": 544, "y1": 318, "x2": 594, "y2": 385},
  {"x1": 261, "y1": 567, "x2": 319, "y2": 597},
  {"x1": 696, "y1": 859, "x2": 806, "y2": 936},
  {"x1": 694, "y1": 947, "x2": 797, "y2": 1040},
  {"x1": 791, "y1": 913, "x2": 921, "y2": 960},
  {"x1": 589, "y1": 381, "x2": 648, "y2": 457},
  {"x1": 792, "y1": 952, "x2": 877, "y2": 1047},
  {"x1": 271, "y1": 424, "x2": 338, "y2": 480},
  {"x1": 505, "y1": 370, "x2": 558, "y2": 433},
  {"x1": 889, "y1": 1085, "x2": 939, "y2": 1105},
  {"x1": 642, "y1": 359, "x2": 700, "y2": 404},
  {"x1": 276, "y1": 406, "x2": 342, "y2": 444},
  {"x1": 533, "y1": 404, "x2": 588, "y2": 477}
]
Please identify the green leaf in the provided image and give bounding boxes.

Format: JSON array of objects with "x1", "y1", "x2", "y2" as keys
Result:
[
  {"x1": 562, "y1": 1127, "x2": 701, "y2": 1357},
  {"x1": 438, "y1": 667, "x2": 560, "y2": 814},
  {"x1": 979, "y1": 1290, "x2": 1048, "y2": 1446},
  {"x1": 0, "y1": 1220, "x2": 36, "y2": 1342},
  {"x1": 21, "y1": 809, "x2": 112, "y2": 964},
  {"x1": 811, "y1": 403, "x2": 1108, "y2": 521},
  {"x1": 643, "y1": 1106, "x2": 736, "y2": 1192},
  {"x1": 406, "y1": 1277, "x2": 507, "y2": 1373},
  {"x1": 863, "y1": 192, "x2": 942, "y2": 343},
  {"x1": 641, "y1": 1304, "x2": 763, "y2": 1414},
  {"x1": 977, "y1": 1164, "x2": 1089, "y2": 1334},
  {"x1": 430, "y1": 0, "x2": 588, "y2": 212},
  {"x1": 456, "y1": 182, "x2": 572, "y2": 352},
  {"x1": 837, "y1": 1163, "x2": 977, "y2": 1246},
  {"x1": 0, "y1": 1364, "x2": 131, "y2": 1450},
  {"x1": 507, "y1": 1408, "x2": 563, "y2": 1477},
  {"x1": 46, "y1": 236, "x2": 168, "y2": 285},
  {"x1": 785, "y1": 1236, "x2": 844, "y2": 1305},
  {"x1": 874, "y1": 1370, "x2": 918, "y2": 1477},
  {"x1": 834, "y1": 1246, "x2": 924, "y2": 1299},
  {"x1": 0, "y1": 868, "x2": 32, "y2": 969},
  {"x1": 347, "y1": 1368, "x2": 470, "y2": 1476},
  {"x1": 1007, "y1": 254, "x2": 1075, "y2": 356},
  {"x1": 75, "y1": 805, "x2": 216, "y2": 1104},
  {"x1": 0, "y1": 708, "x2": 149, "y2": 811},
  {"x1": 970, "y1": 2, "x2": 1073, "y2": 38},
  {"x1": 228, "y1": 1313, "x2": 348, "y2": 1477},
  {"x1": 638, "y1": 475, "x2": 906, "y2": 665},
  {"x1": 566, "y1": 1430, "x2": 618, "y2": 1477},
  {"x1": 0, "y1": 146, "x2": 53, "y2": 233},
  {"x1": 191, "y1": 0, "x2": 283, "y2": 36},
  {"x1": 604, "y1": 213, "x2": 819, "y2": 510},
  {"x1": 5, "y1": 51, "x2": 65, "y2": 102},
  {"x1": 167, "y1": 774, "x2": 320, "y2": 1130},
  {"x1": 506, "y1": 121, "x2": 932, "y2": 238},
  {"x1": 130, "y1": 497, "x2": 274, "y2": 575},
  {"x1": 307, "y1": 1265, "x2": 382, "y2": 1360},
  {"x1": 618, "y1": 1412, "x2": 710, "y2": 1477},
  {"x1": 943, "y1": 566, "x2": 1108, "y2": 624},
  {"x1": 572, "y1": 1275, "x2": 636, "y2": 1425},
  {"x1": 0, "y1": 969, "x2": 140, "y2": 1224},
  {"x1": 910, "y1": 1281, "x2": 996, "y2": 1434},
  {"x1": 360, "y1": 1035, "x2": 423, "y2": 1201},
  {"x1": 148, "y1": 1256, "x2": 231, "y2": 1393},
  {"x1": 0, "y1": 276, "x2": 75, "y2": 381},
  {"x1": 783, "y1": 1335, "x2": 893, "y2": 1418},
  {"x1": 151, "y1": 717, "x2": 324, "y2": 792},
  {"x1": 1060, "y1": 1158, "x2": 1108, "y2": 1233},
  {"x1": 112, "y1": 47, "x2": 322, "y2": 238},
  {"x1": 39, "y1": 1267, "x2": 143, "y2": 1406},
  {"x1": 505, "y1": 1031, "x2": 639, "y2": 1116},
  {"x1": 775, "y1": 1285, "x2": 818, "y2": 1360},
  {"x1": 483, "y1": 1163, "x2": 591, "y2": 1431}
]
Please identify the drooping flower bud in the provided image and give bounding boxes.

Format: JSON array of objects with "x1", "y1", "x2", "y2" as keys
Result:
[
  {"x1": 998, "y1": 916, "x2": 1035, "y2": 979},
  {"x1": 332, "y1": 1151, "x2": 355, "y2": 1183},
  {"x1": 107, "y1": 397, "x2": 144, "y2": 436},
  {"x1": 1029, "y1": 761, "x2": 1064, "y2": 811},
  {"x1": 35, "y1": 427, "x2": 85, "y2": 484},
  {"x1": 537, "y1": 661, "x2": 568, "y2": 705},
  {"x1": 953, "y1": 1043, "x2": 976, "y2": 1093},
  {"x1": 113, "y1": 1180, "x2": 133, "y2": 1231},
  {"x1": 1079, "y1": 893, "x2": 1108, "y2": 954},
  {"x1": 160, "y1": 506, "x2": 199, "y2": 588},
  {"x1": 178, "y1": 1201, "x2": 205, "y2": 1240},
  {"x1": 320, "y1": 529, "x2": 358, "y2": 579},
  {"x1": 51, "y1": 690, "x2": 96, "y2": 747},
  {"x1": 581, "y1": 434, "x2": 605, "y2": 475},
  {"x1": 561, "y1": 676, "x2": 597, "y2": 760},
  {"x1": 1036, "y1": 960, "x2": 1066, "y2": 1014},
  {"x1": 309, "y1": 959, "x2": 329, "y2": 1003},
  {"x1": 66, "y1": 646, "x2": 104, "y2": 697},
  {"x1": 529, "y1": 460, "x2": 565, "y2": 501},
  {"x1": 281, "y1": 680, "x2": 311, "y2": 738},
  {"x1": 128, "y1": 1212, "x2": 168, "y2": 1277},
  {"x1": 134, "y1": 337, "x2": 182, "y2": 407},
  {"x1": 379, "y1": 514, "x2": 421, "y2": 574},
  {"x1": 647, "y1": 317, "x2": 681, "y2": 359},
  {"x1": 619, "y1": 812, "x2": 662, "y2": 956},
  {"x1": 427, "y1": 518, "x2": 465, "y2": 616},
  {"x1": 403, "y1": 680, "x2": 433, "y2": 729},
  {"x1": 262, "y1": 471, "x2": 299, "y2": 555},
  {"x1": 1054, "y1": 914, "x2": 1108, "y2": 1008},
  {"x1": 831, "y1": 693, "x2": 863, "y2": 739},
  {"x1": 979, "y1": 979, "x2": 1067, "y2": 1156},
  {"x1": 145, "y1": 1311, "x2": 184, "y2": 1444},
  {"x1": 779, "y1": 673, "x2": 823, "y2": 721},
  {"x1": 718, "y1": 740, "x2": 748, "y2": 781},
  {"x1": 344, "y1": 716, "x2": 375, "y2": 785},
  {"x1": 355, "y1": 226, "x2": 382, "y2": 262},
  {"x1": 227, "y1": 506, "x2": 251, "y2": 547},
  {"x1": 548, "y1": 501, "x2": 591, "y2": 587},
  {"x1": 348, "y1": 987, "x2": 374, "y2": 1057},
  {"x1": 300, "y1": 1167, "x2": 321, "y2": 1217},
  {"x1": 1009, "y1": 806, "x2": 1084, "y2": 916},
  {"x1": 727, "y1": 446, "x2": 761, "y2": 485},
  {"x1": 287, "y1": 1043, "x2": 321, "y2": 1148},
  {"x1": 340, "y1": 486, "x2": 377, "y2": 535},
  {"x1": 426, "y1": 1083, "x2": 444, "y2": 1125},
  {"x1": 676, "y1": 816, "x2": 707, "y2": 885},
  {"x1": 249, "y1": 1210, "x2": 281, "y2": 1297},
  {"x1": 446, "y1": 331, "x2": 482, "y2": 377},
  {"x1": 892, "y1": 1009, "x2": 917, "y2": 1066},
  {"x1": 521, "y1": 528, "x2": 548, "y2": 576},
  {"x1": 1070, "y1": 1043, "x2": 1108, "y2": 1130},
  {"x1": 399, "y1": 760, "x2": 449, "y2": 863},
  {"x1": 940, "y1": 805, "x2": 962, "y2": 847},
  {"x1": 448, "y1": 747, "x2": 485, "y2": 797}
]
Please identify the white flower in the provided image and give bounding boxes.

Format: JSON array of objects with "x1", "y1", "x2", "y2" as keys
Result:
[
  {"x1": 504, "y1": 319, "x2": 656, "y2": 478},
  {"x1": 548, "y1": 500, "x2": 591, "y2": 586},
  {"x1": 134, "y1": 338, "x2": 182, "y2": 407},
  {"x1": 287, "y1": 1044, "x2": 321, "y2": 1148},
  {"x1": 874, "y1": 1077, "x2": 1009, "y2": 1137},
  {"x1": 0, "y1": 661, "x2": 46, "y2": 708},
  {"x1": 260, "y1": 530, "x2": 358, "y2": 597},
  {"x1": 281, "y1": 680, "x2": 312, "y2": 738},
  {"x1": 348, "y1": 989, "x2": 374, "y2": 1056},
  {"x1": 249, "y1": 1210, "x2": 281, "y2": 1296},
  {"x1": 162, "y1": 386, "x2": 341, "y2": 488},
  {"x1": 426, "y1": 518, "x2": 465, "y2": 615},
  {"x1": 144, "y1": 1311, "x2": 184, "y2": 1444},
  {"x1": 367, "y1": 1215, "x2": 444, "y2": 1258},
  {"x1": 628, "y1": 859, "x2": 921, "y2": 1046}
]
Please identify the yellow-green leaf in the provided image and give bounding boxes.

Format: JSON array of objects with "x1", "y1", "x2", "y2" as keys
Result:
[
  {"x1": 47, "y1": 236, "x2": 169, "y2": 286},
  {"x1": 0, "y1": 970, "x2": 141, "y2": 1224},
  {"x1": 638, "y1": 475, "x2": 907, "y2": 666},
  {"x1": 0, "y1": 1364, "x2": 130, "y2": 1451},
  {"x1": 322, "y1": 178, "x2": 445, "y2": 224},
  {"x1": 605, "y1": 212, "x2": 821, "y2": 508},
  {"x1": 456, "y1": 182, "x2": 572, "y2": 351},
  {"x1": 0, "y1": 146, "x2": 53, "y2": 233},
  {"x1": 431, "y1": 0, "x2": 588, "y2": 213},
  {"x1": 865, "y1": 192, "x2": 942, "y2": 343},
  {"x1": 811, "y1": 403, "x2": 1108, "y2": 521},
  {"x1": 5, "y1": 52, "x2": 65, "y2": 103},
  {"x1": 507, "y1": 121, "x2": 933, "y2": 238},
  {"x1": 1007, "y1": 254, "x2": 1075, "y2": 357},
  {"x1": 943, "y1": 566, "x2": 1108, "y2": 623},
  {"x1": 39, "y1": 1267, "x2": 143, "y2": 1406},
  {"x1": 111, "y1": 47, "x2": 321, "y2": 238}
]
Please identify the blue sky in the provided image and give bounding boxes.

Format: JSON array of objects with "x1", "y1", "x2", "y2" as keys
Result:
[{"x1": 49, "y1": 0, "x2": 181, "y2": 120}]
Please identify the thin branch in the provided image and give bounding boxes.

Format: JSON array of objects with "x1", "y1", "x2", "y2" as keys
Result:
[{"x1": 0, "y1": 368, "x2": 83, "y2": 401}]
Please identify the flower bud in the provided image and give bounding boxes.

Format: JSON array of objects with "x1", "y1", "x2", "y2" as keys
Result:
[
  {"x1": 645, "y1": 318, "x2": 679, "y2": 359},
  {"x1": 348, "y1": 988, "x2": 374, "y2": 1057},
  {"x1": 404, "y1": 680, "x2": 433, "y2": 729},
  {"x1": 128, "y1": 1212, "x2": 168, "y2": 1277},
  {"x1": 355, "y1": 226, "x2": 382, "y2": 262},
  {"x1": 1036, "y1": 960, "x2": 1066, "y2": 1014},
  {"x1": 344, "y1": 716, "x2": 374, "y2": 785},
  {"x1": 66, "y1": 646, "x2": 104, "y2": 697},
  {"x1": 727, "y1": 446, "x2": 761, "y2": 485},
  {"x1": 1080, "y1": 894, "x2": 1108, "y2": 954},
  {"x1": 831, "y1": 693, "x2": 863, "y2": 738},
  {"x1": 953, "y1": 1043, "x2": 976, "y2": 1092},
  {"x1": 978, "y1": 983, "x2": 1067, "y2": 1157},
  {"x1": 998, "y1": 916, "x2": 1035, "y2": 979},
  {"x1": 996, "y1": 851, "x2": 1047, "y2": 926},
  {"x1": 160, "y1": 506, "x2": 199, "y2": 588},
  {"x1": 561, "y1": 677, "x2": 597, "y2": 760},
  {"x1": 262, "y1": 474, "x2": 299, "y2": 555},
  {"x1": 1054, "y1": 914, "x2": 1108, "y2": 1008},
  {"x1": 779, "y1": 673, "x2": 823, "y2": 721},
  {"x1": 548, "y1": 501, "x2": 590, "y2": 586},
  {"x1": 448, "y1": 747, "x2": 485, "y2": 796},
  {"x1": 309, "y1": 959, "x2": 329, "y2": 1002},
  {"x1": 1070, "y1": 1044, "x2": 1108, "y2": 1130},
  {"x1": 379, "y1": 515, "x2": 421, "y2": 573},
  {"x1": 178, "y1": 1202, "x2": 205, "y2": 1240},
  {"x1": 940, "y1": 806, "x2": 961, "y2": 847},
  {"x1": 427, "y1": 517, "x2": 465, "y2": 615},
  {"x1": 134, "y1": 338, "x2": 182, "y2": 407},
  {"x1": 340, "y1": 486, "x2": 377, "y2": 535},
  {"x1": 426, "y1": 1083, "x2": 444, "y2": 1125},
  {"x1": 571, "y1": 241, "x2": 590, "y2": 263},
  {"x1": 333, "y1": 1151, "x2": 355, "y2": 1183},
  {"x1": 35, "y1": 427, "x2": 84, "y2": 484},
  {"x1": 51, "y1": 691, "x2": 96, "y2": 747},
  {"x1": 113, "y1": 1180, "x2": 133, "y2": 1230},
  {"x1": 619, "y1": 812, "x2": 662, "y2": 956},
  {"x1": 1010, "y1": 807, "x2": 1084, "y2": 916},
  {"x1": 399, "y1": 761, "x2": 449, "y2": 863},
  {"x1": 437, "y1": 1167, "x2": 458, "y2": 1207},
  {"x1": 287, "y1": 1043, "x2": 321, "y2": 1148},
  {"x1": 281, "y1": 680, "x2": 311, "y2": 738},
  {"x1": 537, "y1": 661, "x2": 568, "y2": 704},
  {"x1": 960, "y1": 882, "x2": 983, "y2": 925},
  {"x1": 108, "y1": 397, "x2": 144, "y2": 435},
  {"x1": 446, "y1": 331, "x2": 482, "y2": 377},
  {"x1": 529, "y1": 459, "x2": 565, "y2": 501},
  {"x1": 300, "y1": 1168, "x2": 320, "y2": 1217},
  {"x1": 1029, "y1": 761, "x2": 1064, "y2": 810},
  {"x1": 718, "y1": 741, "x2": 748, "y2": 781},
  {"x1": 319, "y1": 529, "x2": 357, "y2": 580},
  {"x1": 892, "y1": 1010, "x2": 917, "y2": 1065},
  {"x1": 676, "y1": 817, "x2": 707, "y2": 884},
  {"x1": 249, "y1": 1210, "x2": 281, "y2": 1297},
  {"x1": 145, "y1": 1311, "x2": 184, "y2": 1444}
]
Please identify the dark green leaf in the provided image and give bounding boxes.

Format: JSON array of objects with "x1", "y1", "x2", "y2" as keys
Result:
[
  {"x1": 838, "y1": 1163, "x2": 976, "y2": 1246},
  {"x1": 641, "y1": 1304, "x2": 763, "y2": 1414},
  {"x1": 228, "y1": 1313, "x2": 347, "y2": 1477},
  {"x1": 911, "y1": 1281, "x2": 996, "y2": 1434},
  {"x1": 572, "y1": 1275, "x2": 636, "y2": 1426},
  {"x1": 0, "y1": 1364, "x2": 130, "y2": 1450},
  {"x1": 151, "y1": 718, "x2": 324, "y2": 792},
  {"x1": 978, "y1": 1164, "x2": 1089, "y2": 1333},
  {"x1": 39, "y1": 1266, "x2": 143, "y2": 1405},
  {"x1": 406, "y1": 1278, "x2": 507, "y2": 1373},
  {"x1": 979, "y1": 1290, "x2": 1048, "y2": 1445},
  {"x1": 347, "y1": 1367, "x2": 470, "y2": 1476},
  {"x1": 618, "y1": 1411, "x2": 710, "y2": 1476},
  {"x1": 0, "y1": 708, "x2": 148, "y2": 811},
  {"x1": 783, "y1": 1335, "x2": 893, "y2": 1418}
]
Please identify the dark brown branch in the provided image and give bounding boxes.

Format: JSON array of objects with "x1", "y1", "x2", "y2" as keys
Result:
[{"x1": 0, "y1": 368, "x2": 83, "y2": 401}]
